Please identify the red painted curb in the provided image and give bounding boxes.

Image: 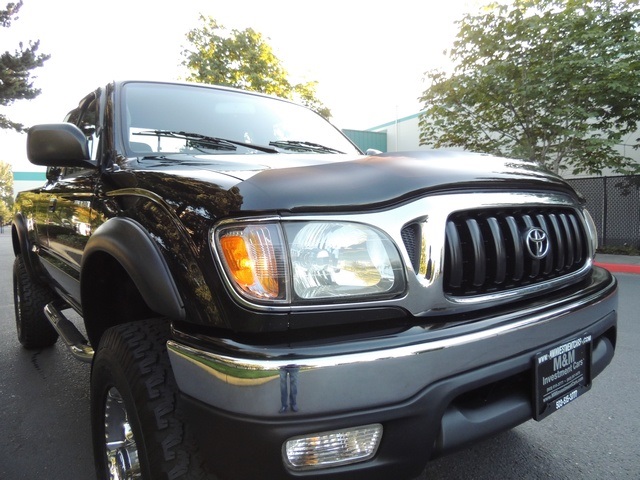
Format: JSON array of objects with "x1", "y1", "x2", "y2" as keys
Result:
[{"x1": 594, "y1": 262, "x2": 640, "y2": 274}]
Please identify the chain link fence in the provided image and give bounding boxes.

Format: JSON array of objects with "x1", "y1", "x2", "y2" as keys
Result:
[{"x1": 566, "y1": 175, "x2": 640, "y2": 249}]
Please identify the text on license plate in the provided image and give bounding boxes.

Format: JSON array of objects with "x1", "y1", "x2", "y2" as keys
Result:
[{"x1": 533, "y1": 334, "x2": 592, "y2": 420}]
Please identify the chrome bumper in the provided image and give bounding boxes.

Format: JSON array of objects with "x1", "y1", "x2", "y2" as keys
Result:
[{"x1": 168, "y1": 271, "x2": 617, "y2": 418}]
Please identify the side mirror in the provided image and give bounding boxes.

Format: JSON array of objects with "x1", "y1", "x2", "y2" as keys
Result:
[{"x1": 27, "y1": 123, "x2": 94, "y2": 168}]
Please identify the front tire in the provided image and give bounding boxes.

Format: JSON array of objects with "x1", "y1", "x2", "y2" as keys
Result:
[
  {"x1": 91, "y1": 320, "x2": 212, "y2": 480},
  {"x1": 13, "y1": 254, "x2": 59, "y2": 348}
]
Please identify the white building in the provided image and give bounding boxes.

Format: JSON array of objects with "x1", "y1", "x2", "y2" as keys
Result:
[{"x1": 360, "y1": 113, "x2": 640, "y2": 178}]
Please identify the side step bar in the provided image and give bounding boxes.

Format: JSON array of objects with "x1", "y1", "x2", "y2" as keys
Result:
[{"x1": 44, "y1": 301, "x2": 94, "y2": 363}]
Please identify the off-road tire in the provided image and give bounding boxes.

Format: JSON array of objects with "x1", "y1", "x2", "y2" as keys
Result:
[
  {"x1": 91, "y1": 319, "x2": 214, "y2": 480},
  {"x1": 13, "y1": 254, "x2": 59, "y2": 348}
]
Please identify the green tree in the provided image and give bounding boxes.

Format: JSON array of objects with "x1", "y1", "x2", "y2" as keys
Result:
[
  {"x1": 1, "y1": 1, "x2": 50, "y2": 132},
  {"x1": 182, "y1": 16, "x2": 331, "y2": 118},
  {"x1": 0, "y1": 161, "x2": 14, "y2": 224},
  {"x1": 419, "y1": 0, "x2": 640, "y2": 175}
]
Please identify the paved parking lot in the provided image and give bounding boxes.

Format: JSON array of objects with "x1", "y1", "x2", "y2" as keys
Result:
[{"x1": 1, "y1": 229, "x2": 639, "y2": 479}]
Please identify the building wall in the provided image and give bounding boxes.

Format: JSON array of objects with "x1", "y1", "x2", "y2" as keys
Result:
[
  {"x1": 366, "y1": 112, "x2": 640, "y2": 178},
  {"x1": 367, "y1": 113, "x2": 429, "y2": 153},
  {"x1": 342, "y1": 129, "x2": 387, "y2": 153},
  {"x1": 14, "y1": 171, "x2": 47, "y2": 193}
]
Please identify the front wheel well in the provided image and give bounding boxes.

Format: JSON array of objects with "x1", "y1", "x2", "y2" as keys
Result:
[{"x1": 81, "y1": 252, "x2": 157, "y2": 347}]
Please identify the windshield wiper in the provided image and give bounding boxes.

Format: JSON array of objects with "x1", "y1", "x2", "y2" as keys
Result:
[
  {"x1": 268, "y1": 140, "x2": 345, "y2": 154},
  {"x1": 133, "y1": 130, "x2": 279, "y2": 154}
]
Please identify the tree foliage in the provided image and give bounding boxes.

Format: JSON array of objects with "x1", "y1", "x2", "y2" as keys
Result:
[
  {"x1": 0, "y1": 160, "x2": 14, "y2": 222},
  {"x1": 0, "y1": 1, "x2": 50, "y2": 132},
  {"x1": 181, "y1": 16, "x2": 331, "y2": 118},
  {"x1": 419, "y1": 0, "x2": 640, "y2": 175}
]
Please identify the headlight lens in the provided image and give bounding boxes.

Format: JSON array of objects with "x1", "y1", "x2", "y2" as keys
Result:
[
  {"x1": 215, "y1": 221, "x2": 405, "y2": 304},
  {"x1": 286, "y1": 222, "x2": 403, "y2": 300}
]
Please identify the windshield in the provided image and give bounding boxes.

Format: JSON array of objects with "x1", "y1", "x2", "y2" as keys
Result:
[{"x1": 121, "y1": 82, "x2": 361, "y2": 156}]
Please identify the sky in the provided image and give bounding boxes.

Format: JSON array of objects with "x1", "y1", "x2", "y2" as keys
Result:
[{"x1": 1, "y1": 0, "x2": 484, "y2": 174}]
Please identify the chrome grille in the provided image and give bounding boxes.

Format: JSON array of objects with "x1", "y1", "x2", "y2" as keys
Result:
[{"x1": 442, "y1": 208, "x2": 588, "y2": 296}]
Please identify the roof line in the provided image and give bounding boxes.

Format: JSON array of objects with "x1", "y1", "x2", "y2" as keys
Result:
[{"x1": 367, "y1": 111, "x2": 424, "y2": 132}]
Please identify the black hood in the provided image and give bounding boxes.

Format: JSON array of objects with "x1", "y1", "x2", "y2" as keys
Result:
[{"x1": 234, "y1": 150, "x2": 575, "y2": 213}]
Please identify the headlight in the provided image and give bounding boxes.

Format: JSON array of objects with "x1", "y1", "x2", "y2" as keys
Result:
[
  {"x1": 286, "y1": 222, "x2": 402, "y2": 300},
  {"x1": 214, "y1": 221, "x2": 405, "y2": 305}
]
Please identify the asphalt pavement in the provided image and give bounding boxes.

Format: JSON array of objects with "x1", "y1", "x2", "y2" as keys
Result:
[{"x1": 0, "y1": 229, "x2": 94, "y2": 479}]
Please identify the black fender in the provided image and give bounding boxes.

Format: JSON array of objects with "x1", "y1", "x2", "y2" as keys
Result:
[
  {"x1": 82, "y1": 217, "x2": 185, "y2": 321},
  {"x1": 11, "y1": 213, "x2": 48, "y2": 282}
]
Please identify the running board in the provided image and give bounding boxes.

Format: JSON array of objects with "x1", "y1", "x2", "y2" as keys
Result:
[{"x1": 44, "y1": 302, "x2": 94, "y2": 363}]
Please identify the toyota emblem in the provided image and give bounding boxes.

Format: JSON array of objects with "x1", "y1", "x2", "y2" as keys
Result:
[{"x1": 524, "y1": 227, "x2": 550, "y2": 260}]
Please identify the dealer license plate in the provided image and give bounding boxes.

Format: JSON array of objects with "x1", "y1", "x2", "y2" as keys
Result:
[{"x1": 533, "y1": 334, "x2": 592, "y2": 420}]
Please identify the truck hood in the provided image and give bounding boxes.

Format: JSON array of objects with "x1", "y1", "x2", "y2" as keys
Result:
[
  {"x1": 127, "y1": 150, "x2": 575, "y2": 214},
  {"x1": 234, "y1": 150, "x2": 575, "y2": 212}
]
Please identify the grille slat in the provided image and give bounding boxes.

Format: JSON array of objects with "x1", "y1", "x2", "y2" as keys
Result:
[
  {"x1": 445, "y1": 221, "x2": 463, "y2": 288},
  {"x1": 569, "y1": 214, "x2": 584, "y2": 264},
  {"x1": 443, "y1": 207, "x2": 588, "y2": 296},
  {"x1": 466, "y1": 219, "x2": 486, "y2": 287},
  {"x1": 548, "y1": 214, "x2": 565, "y2": 272},
  {"x1": 505, "y1": 216, "x2": 524, "y2": 282},
  {"x1": 487, "y1": 217, "x2": 506, "y2": 285},
  {"x1": 560, "y1": 214, "x2": 574, "y2": 267}
]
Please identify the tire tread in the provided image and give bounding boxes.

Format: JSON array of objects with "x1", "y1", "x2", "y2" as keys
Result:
[
  {"x1": 13, "y1": 255, "x2": 59, "y2": 349},
  {"x1": 92, "y1": 320, "x2": 214, "y2": 480}
]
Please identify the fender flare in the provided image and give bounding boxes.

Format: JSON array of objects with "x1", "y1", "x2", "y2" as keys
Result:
[
  {"x1": 82, "y1": 217, "x2": 185, "y2": 321},
  {"x1": 11, "y1": 213, "x2": 47, "y2": 281}
]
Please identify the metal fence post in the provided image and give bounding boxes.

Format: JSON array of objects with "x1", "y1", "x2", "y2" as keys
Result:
[{"x1": 602, "y1": 176, "x2": 608, "y2": 246}]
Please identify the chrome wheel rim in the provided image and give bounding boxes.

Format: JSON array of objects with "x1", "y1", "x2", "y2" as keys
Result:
[{"x1": 104, "y1": 387, "x2": 141, "y2": 480}]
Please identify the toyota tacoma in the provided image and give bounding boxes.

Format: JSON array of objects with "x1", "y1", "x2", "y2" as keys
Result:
[{"x1": 11, "y1": 80, "x2": 617, "y2": 479}]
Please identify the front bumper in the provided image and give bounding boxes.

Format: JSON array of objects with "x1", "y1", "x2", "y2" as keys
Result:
[{"x1": 168, "y1": 268, "x2": 617, "y2": 479}]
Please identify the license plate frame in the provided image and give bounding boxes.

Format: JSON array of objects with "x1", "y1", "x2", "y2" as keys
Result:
[{"x1": 533, "y1": 334, "x2": 592, "y2": 421}]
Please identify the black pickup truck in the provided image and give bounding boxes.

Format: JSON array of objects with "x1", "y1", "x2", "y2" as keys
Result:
[{"x1": 12, "y1": 81, "x2": 617, "y2": 480}]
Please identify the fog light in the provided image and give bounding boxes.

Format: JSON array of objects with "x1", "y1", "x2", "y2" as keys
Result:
[{"x1": 283, "y1": 424, "x2": 383, "y2": 471}]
